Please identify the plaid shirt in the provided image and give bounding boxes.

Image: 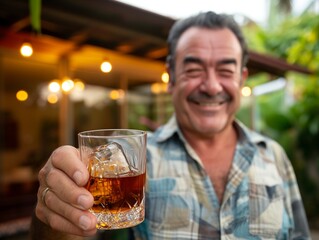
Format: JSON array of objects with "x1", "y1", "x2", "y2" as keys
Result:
[{"x1": 133, "y1": 116, "x2": 310, "y2": 239}]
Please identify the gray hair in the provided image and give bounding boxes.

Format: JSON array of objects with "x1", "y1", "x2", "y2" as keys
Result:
[{"x1": 166, "y1": 11, "x2": 249, "y2": 82}]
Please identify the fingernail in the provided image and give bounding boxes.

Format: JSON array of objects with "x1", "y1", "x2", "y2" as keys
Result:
[
  {"x1": 73, "y1": 171, "x2": 83, "y2": 185},
  {"x1": 77, "y1": 195, "x2": 91, "y2": 209},
  {"x1": 79, "y1": 215, "x2": 91, "y2": 230}
]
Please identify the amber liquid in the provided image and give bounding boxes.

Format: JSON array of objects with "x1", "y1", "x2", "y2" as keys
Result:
[{"x1": 86, "y1": 171, "x2": 146, "y2": 229}]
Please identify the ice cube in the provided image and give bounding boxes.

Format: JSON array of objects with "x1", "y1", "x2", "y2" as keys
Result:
[{"x1": 90, "y1": 142, "x2": 132, "y2": 177}]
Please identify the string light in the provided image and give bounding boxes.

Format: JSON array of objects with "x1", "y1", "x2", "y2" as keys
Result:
[
  {"x1": 161, "y1": 72, "x2": 169, "y2": 83},
  {"x1": 48, "y1": 80, "x2": 61, "y2": 93},
  {"x1": 109, "y1": 89, "x2": 124, "y2": 100},
  {"x1": 20, "y1": 42, "x2": 33, "y2": 57},
  {"x1": 74, "y1": 80, "x2": 85, "y2": 91},
  {"x1": 61, "y1": 79, "x2": 75, "y2": 92},
  {"x1": 241, "y1": 86, "x2": 252, "y2": 97},
  {"x1": 100, "y1": 59, "x2": 112, "y2": 73},
  {"x1": 151, "y1": 83, "x2": 167, "y2": 94},
  {"x1": 16, "y1": 90, "x2": 28, "y2": 101},
  {"x1": 47, "y1": 93, "x2": 59, "y2": 104}
]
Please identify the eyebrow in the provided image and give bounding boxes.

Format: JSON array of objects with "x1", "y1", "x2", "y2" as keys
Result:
[
  {"x1": 217, "y1": 58, "x2": 237, "y2": 66},
  {"x1": 183, "y1": 56, "x2": 237, "y2": 67},
  {"x1": 183, "y1": 56, "x2": 203, "y2": 65}
]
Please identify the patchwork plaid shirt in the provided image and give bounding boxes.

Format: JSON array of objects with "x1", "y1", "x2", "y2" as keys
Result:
[{"x1": 133, "y1": 116, "x2": 310, "y2": 239}]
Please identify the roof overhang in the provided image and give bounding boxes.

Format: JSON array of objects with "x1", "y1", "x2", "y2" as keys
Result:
[{"x1": 0, "y1": 0, "x2": 312, "y2": 89}]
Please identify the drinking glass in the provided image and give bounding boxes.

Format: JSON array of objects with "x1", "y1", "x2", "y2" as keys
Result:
[{"x1": 78, "y1": 129, "x2": 146, "y2": 230}]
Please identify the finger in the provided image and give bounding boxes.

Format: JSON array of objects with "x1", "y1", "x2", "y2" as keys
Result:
[
  {"x1": 50, "y1": 145, "x2": 89, "y2": 186},
  {"x1": 45, "y1": 189, "x2": 96, "y2": 233},
  {"x1": 36, "y1": 195, "x2": 97, "y2": 236},
  {"x1": 38, "y1": 156, "x2": 54, "y2": 187},
  {"x1": 45, "y1": 167, "x2": 93, "y2": 210}
]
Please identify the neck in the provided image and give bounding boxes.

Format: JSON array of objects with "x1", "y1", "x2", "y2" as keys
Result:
[{"x1": 182, "y1": 122, "x2": 238, "y2": 153}]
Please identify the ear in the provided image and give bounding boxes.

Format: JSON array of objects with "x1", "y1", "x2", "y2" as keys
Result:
[
  {"x1": 167, "y1": 81, "x2": 174, "y2": 94},
  {"x1": 240, "y1": 67, "x2": 248, "y2": 87},
  {"x1": 166, "y1": 64, "x2": 175, "y2": 94}
]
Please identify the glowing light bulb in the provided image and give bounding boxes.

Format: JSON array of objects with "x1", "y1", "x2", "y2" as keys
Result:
[
  {"x1": 20, "y1": 42, "x2": 33, "y2": 57},
  {"x1": 74, "y1": 80, "x2": 85, "y2": 91},
  {"x1": 100, "y1": 60, "x2": 112, "y2": 73},
  {"x1": 151, "y1": 83, "x2": 162, "y2": 94},
  {"x1": 48, "y1": 81, "x2": 61, "y2": 93},
  {"x1": 161, "y1": 72, "x2": 169, "y2": 83},
  {"x1": 16, "y1": 90, "x2": 28, "y2": 101},
  {"x1": 241, "y1": 86, "x2": 252, "y2": 97},
  {"x1": 109, "y1": 90, "x2": 120, "y2": 100},
  {"x1": 62, "y1": 79, "x2": 74, "y2": 92},
  {"x1": 47, "y1": 93, "x2": 59, "y2": 104},
  {"x1": 109, "y1": 89, "x2": 124, "y2": 100}
]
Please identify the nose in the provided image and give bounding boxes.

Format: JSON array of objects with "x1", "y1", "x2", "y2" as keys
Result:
[{"x1": 199, "y1": 70, "x2": 223, "y2": 95}]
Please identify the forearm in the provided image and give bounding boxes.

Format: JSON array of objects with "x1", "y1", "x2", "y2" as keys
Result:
[{"x1": 29, "y1": 211, "x2": 85, "y2": 240}]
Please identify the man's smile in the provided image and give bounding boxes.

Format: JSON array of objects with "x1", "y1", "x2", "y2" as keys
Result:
[{"x1": 188, "y1": 92, "x2": 230, "y2": 108}]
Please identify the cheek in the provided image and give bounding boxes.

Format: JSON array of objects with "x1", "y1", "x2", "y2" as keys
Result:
[
  {"x1": 223, "y1": 81, "x2": 241, "y2": 98},
  {"x1": 173, "y1": 79, "x2": 200, "y2": 98}
]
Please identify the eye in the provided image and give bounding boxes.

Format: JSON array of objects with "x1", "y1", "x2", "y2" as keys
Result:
[
  {"x1": 184, "y1": 67, "x2": 204, "y2": 78},
  {"x1": 218, "y1": 68, "x2": 235, "y2": 78}
]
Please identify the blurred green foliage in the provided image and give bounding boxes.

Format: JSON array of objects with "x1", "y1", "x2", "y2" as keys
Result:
[{"x1": 241, "y1": 12, "x2": 319, "y2": 224}]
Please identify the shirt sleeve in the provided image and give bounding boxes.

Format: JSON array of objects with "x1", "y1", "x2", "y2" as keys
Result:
[{"x1": 271, "y1": 140, "x2": 311, "y2": 239}]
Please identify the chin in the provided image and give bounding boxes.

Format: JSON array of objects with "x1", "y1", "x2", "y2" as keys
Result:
[
  {"x1": 196, "y1": 118, "x2": 230, "y2": 134},
  {"x1": 199, "y1": 126, "x2": 224, "y2": 136}
]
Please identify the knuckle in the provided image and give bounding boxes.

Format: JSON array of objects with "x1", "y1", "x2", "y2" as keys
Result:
[
  {"x1": 38, "y1": 167, "x2": 47, "y2": 182},
  {"x1": 35, "y1": 204, "x2": 47, "y2": 224},
  {"x1": 51, "y1": 145, "x2": 77, "y2": 166},
  {"x1": 50, "y1": 147, "x2": 63, "y2": 165},
  {"x1": 46, "y1": 168, "x2": 60, "y2": 187},
  {"x1": 44, "y1": 191, "x2": 54, "y2": 208},
  {"x1": 36, "y1": 187, "x2": 43, "y2": 201}
]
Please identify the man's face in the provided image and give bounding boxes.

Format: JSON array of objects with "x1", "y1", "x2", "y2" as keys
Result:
[{"x1": 168, "y1": 27, "x2": 248, "y2": 138}]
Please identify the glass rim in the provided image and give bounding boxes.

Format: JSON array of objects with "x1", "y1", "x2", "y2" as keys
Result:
[{"x1": 78, "y1": 129, "x2": 146, "y2": 138}]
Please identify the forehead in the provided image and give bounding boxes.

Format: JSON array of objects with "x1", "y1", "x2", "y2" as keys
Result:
[{"x1": 175, "y1": 27, "x2": 242, "y2": 61}]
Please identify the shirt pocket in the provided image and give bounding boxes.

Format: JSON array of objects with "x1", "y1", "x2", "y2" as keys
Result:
[
  {"x1": 146, "y1": 177, "x2": 192, "y2": 230},
  {"x1": 249, "y1": 183, "x2": 285, "y2": 238}
]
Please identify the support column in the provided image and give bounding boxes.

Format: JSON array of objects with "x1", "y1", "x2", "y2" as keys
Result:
[
  {"x1": 58, "y1": 56, "x2": 74, "y2": 145},
  {"x1": 118, "y1": 74, "x2": 128, "y2": 129},
  {"x1": 0, "y1": 54, "x2": 4, "y2": 175}
]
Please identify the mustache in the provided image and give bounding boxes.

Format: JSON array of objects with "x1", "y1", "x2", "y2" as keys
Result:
[{"x1": 187, "y1": 92, "x2": 231, "y2": 102}]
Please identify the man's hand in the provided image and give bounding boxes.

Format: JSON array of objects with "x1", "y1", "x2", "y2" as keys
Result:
[{"x1": 34, "y1": 145, "x2": 97, "y2": 236}]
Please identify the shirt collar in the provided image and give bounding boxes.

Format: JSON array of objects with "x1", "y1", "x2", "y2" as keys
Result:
[
  {"x1": 156, "y1": 114, "x2": 179, "y2": 142},
  {"x1": 156, "y1": 115, "x2": 266, "y2": 147},
  {"x1": 234, "y1": 120, "x2": 267, "y2": 147}
]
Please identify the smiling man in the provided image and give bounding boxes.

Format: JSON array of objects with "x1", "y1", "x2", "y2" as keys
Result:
[
  {"x1": 167, "y1": 27, "x2": 248, "y2": 204},
  {"x1": 170, "y1": 27, "x2": 246, "y2": 139},
  {"x1": 31, "y1": 12, "x2": 310, "y2": 240}
]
